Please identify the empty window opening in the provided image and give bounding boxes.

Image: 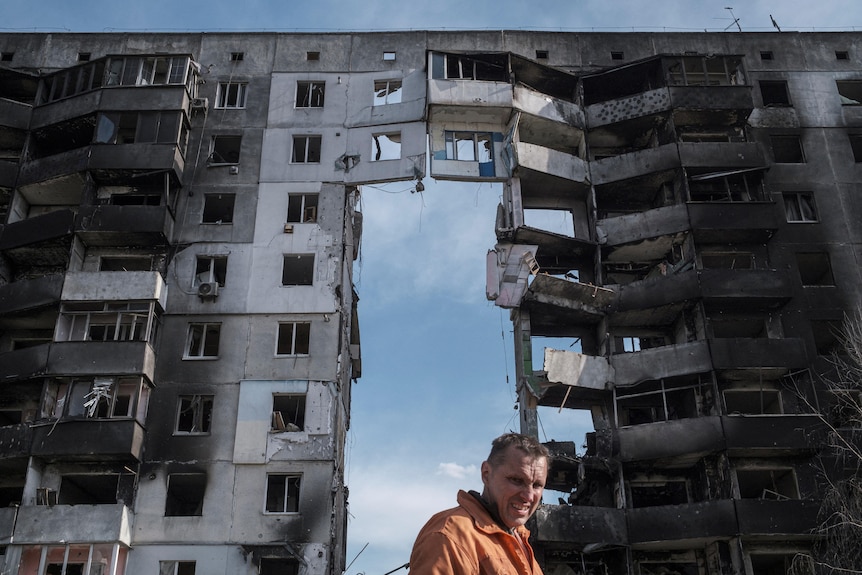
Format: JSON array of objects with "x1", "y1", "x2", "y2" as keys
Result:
[
  {"x1": 45, "y1": 377, "x2": 146, "y2": 420},
  {"x1": 811, "y1": 319, "x2": 842, "y2": 356},
  {"x1": 444, "y1": 131, "x2": 493, "y2": 162},
  {"x1": 783, "y1": 192, "x2": 818, "y2": 222},
  {"x1": 536, "y1": 50, "x2": 549, "y2": 60},
  {"x1": 260, "y1": 559, "x2": 299, "y2": 575},
  {"x1": 306, "y1": 51, "x2": 320, "y2": 61},
  {"x1": 195, "y1": 255, "x2": 228, "y2": 287},
  {"x1": 202, "y1": 193, "x2": 235, "y2": 224},
  {"x1": 296, "y1": 81, "x2": 325, "y2": 108},
  {"x1": 760, "y1": 51, "x2": 774, "y2": 60},
  {"x1": 431, "y1": 52, "x2": 508, "y2": 82},
  {"x1": 57, "y1": 302, "x2": 157, "y2": 344},
  {"x1": 175, "y1": 395, "x2": 213, "y2": 434},
  {"x1": 282, "y1": 254, "x2": 315, "y2": 286},
  {"x1": 750, "y1": 553, "x2": 813, "y2": 575},
  {"x1": 1, "y1": 52, "x2": 14, "y2": 62},
  {"x1": 373, "y1": 79, "x2": 403, "y2": 106},
  {"x1": 382, "y1": 51, "x2": 396, "y2": 61},
  {"x1": 701, "y1": 251, "x2": 755, "y2": 269},
  {"x1": 95, "y1": 111, "x2": 181, "y2": 145},
  {"x1": 216, "y1": 82, "x2": 247, "y2": 108},
  {"x1": 628, "y1": 479, "x2": 689, "y2": 508},
  {"x1": 710, "y1": 317, "x2": 768, "y2": 338},
  {"x1": 77, "y1": 52, "x2": 92, "y2": 62},
  {"x1": 165, "y1": 473, "x2": 206, "y2": 516},
  {"x1": 837, "y1": 80, "x2": 862, "y2": 105},
  {"x1": 160, "y1": 561, "x2": 196, "y2": 575},
  {"x1": 59, "y1": 474, "x2": 119, "y2": 505},
  {"x1": 272, "y1": 395, "x2": 306, "y2": 431},
  {"x1": 796, "y1": 252, "x2": 835, "y2": 286},
  {"x1": 615, "y1": 377, "x2": 706, "y2": 425},
  {"x1": 291, "y1": 135, "x2": 322, "y2": 163},
  {"x1": 230, "y1": 52, "x2": 244, "y2": 61},
  {"x1": 276, "y1": 322, "x2": 311, "y2": 356},
  {"x1": 99, "y1": 256, "x2": 154, "y2": 272},
  {"x1": 265, "y1": 474, "x2": 301, "y2": 512},
  {"x1": 759, "y1": 80, "x2": 790, "y2": 106},
  {"x1": 724, "y1": 387, "x2": 783, "y2": 415},
  {"x1": 736, "y1": 468, "x2": 798, "y2": 499},
  {"x1": 836, "y1": 50, "x2": 850, "y2": 60},
  {"x1": 287, "y1": 193, "x2": 319, "y2": 223},
  {"x1": 185, "y1": 323, "x2": 221, "y2": 358},
  {"x1": 371, "y1": 132, "x2": 401, "y2": 161},
  {"x1": 688, "y1": 170, "x2": 765, "y2": 202},
  {"x1": 209, "y1": 135, "x2": 241, "y2": 164},
  {"x1": 523, "y1": 209, "x2": 575, "y2": 238},
  {"x1": 110, "y1": 192, "x2": 161, "y2": 206},
  {"x1": 610, "y1": 51, "x2": 624, "y2": 60},
  {"x1": 770, "y1": 134, "x2": 805, "y2": 163},
  {"x1": 849, "y1": 134, "x2": 862, "y2": 162}
]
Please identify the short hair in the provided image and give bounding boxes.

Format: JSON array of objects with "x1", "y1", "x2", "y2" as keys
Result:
[{"x1": 486, "y1": 433, "x2": 549, "y2": 467}]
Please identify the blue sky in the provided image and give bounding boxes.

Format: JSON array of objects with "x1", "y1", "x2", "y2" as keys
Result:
[{"x1": 5, "y1": 2, "x2": 862, "y2": 575}]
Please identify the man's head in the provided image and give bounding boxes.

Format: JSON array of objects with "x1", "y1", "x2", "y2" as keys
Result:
[{"x1": 480, "y1": 433, "x2": 549, "y2": 530}]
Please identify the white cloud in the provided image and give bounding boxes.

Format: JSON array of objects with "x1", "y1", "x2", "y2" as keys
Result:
[{"x1": 436, "y1": 462, "x2": 478, "y2": 479}]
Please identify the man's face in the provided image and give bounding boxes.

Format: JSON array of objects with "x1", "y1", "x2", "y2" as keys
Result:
[{"x1": 480, "y1": 446, "x2": 547, "y2": 529}]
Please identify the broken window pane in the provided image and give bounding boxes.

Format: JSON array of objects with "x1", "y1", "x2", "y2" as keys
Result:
[
  {"x1": 373, "y1": 79, "x2": 402, "y2": 105},
  {"x1": 175, "y1": 395, "x2": 213, "y2": 434},
  {"x1": 282, "y1": 254, "x2": 315, "y2": 286},
  {"x1": 295, "y1": 81, "x2": 325, "y2": 108},
  {"x1": 736, "y1": 468, "x2": 798, "y2": 499},
  {"x1": 276, "y1": 322, "x2": 311, "y2": 355},
  {"x1": 836, "y1": 80, "x2": 862, "y2": 105},
  {"x1": 783, "y1": 192, "x2": 817, "y2": 222},
  {"x1": 287, "y1": 193, "x2": 319, "y2": 223},
  {"x1": 265, "y1": 474, "x2": 301, "y2": 512},
  {"x1": 724, "y1": 388, "x2": 783, "y2": 415},
  {"x1": 160, "y1": 561, "x2": 196, "y2": 575},
  {"x1": 195, "y1": 255, "x2": 228, "y2": 287},
  {"x1": 209, "y1": 135, "x2": 241, "y2": 164},
  {"x1": 165, "y1": 473, "x2": 206, "y2": 516},
  {"x1": 185, "y1": 323, "x2": 221, "y2": 358},
  {"x1": 202, "y1": 194, "x2": 235, "y2": 224},
  {"x1": 272, "y1": 395, "x2": 306, "y2": 431},
  {"x1": 371, "y1": 132, "x2": 401, "y2": 161}
]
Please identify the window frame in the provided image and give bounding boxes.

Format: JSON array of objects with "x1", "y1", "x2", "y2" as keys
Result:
[
  {"x1": 371, "y1": 132, "x2": 402, "y2": 161},
  {"x1": 281, "y1": 254, "x2": 315, "y2": 286},
  {"x1": 373, "y1": 79, "x2": 403, "y2": 106},
  {"x1": 215, "y1": 81, "x2": 248, "y2": 109},
  {"x1": 287, "y1": 193, "x2": 319, "y2": 223},
  {"x1": 184, "y1": 323, "x2": 221, "y2": 359},
  {"x1": 208, "y1": 134, "x2": 242, "y2": 165},
  {"x1": 264, "y1": 474, "x2": 301, "y2": 513},
  {"x1": 783, "y1": 192, "x2": 818, "y2": 223},
  {"x1": 291, "y1": 135, "x2": 322, "y2": 163},
  {"x1": 444, "y1": 131, "x2": 493, "y2": 162},
  {"x1": 276, "y1": 322, "x2": 311, "y2": 356},
  {"x1": 201, "y1": 193, "x2": 235, "y2": 224},
  {"x1": 295, "y1": 81, "x2": 325, "y2": 108},
  {"x1": 194, "y1": 255, "x2": 228, "y2": 287},
  {"x1": 271, "y1": 394, "x2": 306, "y2": 432},
  {"x1": 174, "y1": 394, "x2": 214, "y2": 435}
]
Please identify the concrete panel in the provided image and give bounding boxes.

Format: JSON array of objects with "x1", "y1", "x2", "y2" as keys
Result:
[
  {"x1": 14, "y1": 503, "x2": 133, "y2": 545},
  {"x1": 62, "y1": 271, "x2": 166, "y2": 303},
  {"x1": 532, "y1": 504, "x2": 627, "y2": 546},
  {"x1": 627, "y1": 500, "x2": 737, "y2": 544},
  {"x1": 613, "y1": 341, "x2": 713, "y2": 387},
  {"x1": 617, "y1": 416, "x2": 725, "y2": 462}
]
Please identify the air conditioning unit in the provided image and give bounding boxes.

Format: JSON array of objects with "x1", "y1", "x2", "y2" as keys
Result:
[
  {"x1": 191, "y1": 97, "x2": 209, "y2": 110},
  {"x1": 197, "y1": 281, "x2": 219, "y2": 298}
]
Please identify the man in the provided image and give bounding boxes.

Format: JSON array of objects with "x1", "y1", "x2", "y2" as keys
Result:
[{"x1": 409, "y1": 433, "x2": 549, "y2": 575}]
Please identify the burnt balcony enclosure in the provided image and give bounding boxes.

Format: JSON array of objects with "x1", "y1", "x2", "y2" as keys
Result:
[
  {"x1": 522, "y1": 274, "x2": 611, "y2": 333},
  {"x1": 687, "y1": 202, "x2": 778, "y2": 243},
  {"x1": 532, "y1": 504, "x2": 628, "y2": 548},
  {"x1": 76, "y1": 204, "x2": 174, "y2": 246},
  {"x1": 626, "y1": 500, "x2": 738, "y2": 546},
  {"x1": 0, "y1": 343, "x2": 50, "y2": 382},
  {"x1": 617, "y1": 417, "x2": 725, "y2": 463},
  {"x1": 0, "y1": 274, "x2": 63, "y2": 315},
  {"x1": 0, "y1": 423, "x2": 34, "y2": 460},
  {"x1": 698, "y1": 269, "x2": 792, "y2": 311},
  {"x1": 734, "y1": 499, "x2": 819, "y2": 537},
  {"x1": 708, "y1": 337, "x2": 808, "y2": 375},
  {"x1": 47, "y1": 341, "x2": 156, "y2": 381},
  {"x1": 30, "y1": 418, "x2": 145, "y2": 461},
  {"x1": 0, "y1": 210, "x2": 75, "y2": 268},
  {"x1": 723, "y1": 415, "x2": 823, "y2": 455},
  {"x1": 13, "y1": 502, "x2": 133, "y2": 545}
]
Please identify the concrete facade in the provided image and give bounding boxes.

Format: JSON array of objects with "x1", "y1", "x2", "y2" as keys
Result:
[{"x1": 1, "y1": 30, "x2": 861, "y2": 575}]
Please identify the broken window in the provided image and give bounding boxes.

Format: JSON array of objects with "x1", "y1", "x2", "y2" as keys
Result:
[
  {"x1": 265, "y1": 474, "x2": 301, "y2": 513},
  {"x1": 688, "y1": 169, "x2": 765, "y2": 202},
  {"x1": 44, "y1": 377, "x2": 147, "y2": 421},
  {"x1": 202, "y1": 193, "x2": 235, "y2": 224},
  {"x1": 306, "y1": 51, "x2": 320, "y2": 61},
  {"x1": 109, "y1": 192, "x2": 161, "y2": 206},
  {"x1": 160, "y1": 561, "x2": 196, "y2": 575},
  {"x1": 615, "y1": 376, "x2": 707, "y2": 426},
  {"x1": 184, "y1": 323, "x2": 221, "y2": 359},
  {"x1": 430, "y1": 52, "x2": 508, "y2": 82},
  {"x1": 287, "y1": 193, "x2": 318, "y2": 223},
  {"x1": 272, "y1": 395, "x2": 306, "y2": 431},
  {"x1": 295, "y1": 81, "x2": 325, "y2": 108},
  {"x1": 105, "y1": 56, "x2": 191, "y2": 87},
  {"x1": 710, "y1": 317, "x2": 768, "y2": 338},
  {"x1": 194, "y1": 255, "x2": 228, "y2": 287},
  {"x1": 371, "y1": 132, "x2": 401, "y2": 161},
  {"x1": 836, "y1": 80, "x2": 862, "y2": 105},
  {"x1": 724, "y1": 387, "x2": 783, "y2": 415},
  {"x1": 259, "y1": 559, "x2": 299, "y2": 575},
  {"x1": 59, "y1": 474, "x2": 119, "y2": 504},
  {"x1": 749, "y1": 553, "x2": 813, "y2": 575},
  {"x1": 39, "y1": 59, "x2": 106, "y2": 104},
  {"x1": 373, "y1": 79, "x2": 403, "y2": 106},
  {"x1": 628, "y1": 479, "x2": 689, "y2": 507},
  {"x1": 216, "y1": 82, "x2": 247, "y2": 108},
  {"x1": 208, "y1": 135, "x2": 241, "y2": 164},
  {"x1": 99, "y1": 256, "x2": 154, "y2": 272},
  {"x1": 811, "y1": 319, "x2": 842, "y2": 356},
  {"x1": 736, "y1": 467, "x2": 799, "y2": 499},
  {"x1": 444, "y1": 131, "x2": 493, "y2": 162},
  {"x1": 175, "y1": 395, "x2": 213, "y2": 434},
  {"x1": 56, "y1": 301, "x2": 158, "y2": 344},
  {"x1": 760, "y1": 51, "x2": 774, "y2": 61},
  {"x1": 665, "y1": 55, "x2": 742, "y2": 86},
  {"x1": 165, "y1": 473, "x2": 206, "y2": 516},
  {"x1": 610, "y1": 51, "x2": 624, "y2": 61},
  {"x1": 759, "y1": 80, "x2": 791, "y2": 106},
  {"x1": 700, "y1": 251, "x2": 756, "y2": 269},
  {"x1": 291, "y1": 135, "x2": 322, "y2": 163},
  {"x1": 848, "y1": 134, "x2": 862, "y2": 162},
  {"x1": 783, "y1": 192, "x2": 818, "y2": 222},
  {"x1": 29, "y1": 544, "x2": 125, "y2": 575},
  {"x1": 282, "y1": 254, "x2": 315, "y2": 286},
  {"x1": 276, "y1": 323, "x2": 311, "y2": 356},
  {"x1": 770, "y1": 134, "x2": 805, "y2": 163},
  {"x1": 795, "y1": 252, "x2": 835, "y2": 286},
  {"x1": 1, "y1": 52, "x2": 13, "y2": 62}
]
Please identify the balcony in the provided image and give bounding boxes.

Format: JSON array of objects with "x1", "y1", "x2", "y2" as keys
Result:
[
  {"x1": 427, "y1": 79, "x2": 513, "y2": 124},
  {"x1": 678, "y1": 142, "x2": 763, "y2": 169},
  {"x1": 735, "y1": 499, "x2": 819, "y2": 537},
  {"x1": 668, "y1": 84, "x2": 755, "y2": 120},
  {"x1": 0, "y1": 97, "x2": 32, "y2": 129},
  {"x1": 0, "y1": 210, "x2": 75, "y2": 268},
  {"x1": 699, "y1": 269, "x2": 792, "y2": 311},
  {"x1": 13, "y1": 503, "x2": 133, "y2": 545},
  {"x1": 627, "y1": 500, "x2": 738, "y2": 545},
  {"x1": 47, "y1": 341, "x2": 156, "y2": 382},
  {"x1": 687, "y1": 202, "x2": 778, "y2": 243},
  {"x1": 590, "y1": 143, "x2": 680, "y2": 185},
  {"x1": 0, "y1": 423, "x2": 34, "y2": 459},
  {"x1": 31, "y1": 418, "x2": 145, "y2": 461},
  {"x1": 617, "y1": 416, "x2": 725, "y2": 463},
  {"x1": 708, "y1": 338, "x2": 808, "y2": 374},
  {"x1": 515, "y1": 142, "x2": 590, "y2": 186},
  {"x1": 523, "y1": 275, "x2": 613, "y2": 332},
  {"x1": 532, "y1": 504, "x2": 627, "y2": 547},
  {"x1": 0, "y1": 343, "x2": 50, "y2": 382},
  {"x1": 614, "y1": 341, "x2": 713, "y2": 387},
  {"x1": 598, "y1": 204, "x2": 690, "y2": 249},
  {"x1": 0, "y1": 274, "x2": 64, "y2": 315},
  {"x1": 723, "y1": 415, "x2": 824, "y2": 456},
  {"x1": 75, "y1": 205, "x2": 174, "y2": 246},
  {"x1": 62, "y1": 271, "x2": 166, "y2": 303}
]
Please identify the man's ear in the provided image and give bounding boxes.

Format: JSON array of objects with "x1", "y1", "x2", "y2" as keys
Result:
[{"x1": 480, "y1": 460, "x2": 490, "y2": 485}]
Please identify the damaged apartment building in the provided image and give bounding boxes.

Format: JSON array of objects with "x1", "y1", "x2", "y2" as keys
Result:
[{"x1": 0, "y1": 30, "x2": 861, "y2": 575}]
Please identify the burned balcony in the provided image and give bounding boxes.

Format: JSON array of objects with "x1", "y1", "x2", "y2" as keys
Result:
[
  {"x1": 0, "y1": 343, "x2": 50, "y2": 382},
  {"x1": 614, "y1": 341, "x2": 713, "y2": 387},
  {"x1": 0, "y1": 273, "x2": 64, "y2": 316},
  {"x1": 31, "y1": 418, "x2": 145, "y2": 461},
  {"x1": 46, "y1": 340, "x2": 156, "y2": 381},
  {"x1": 688, "y1": 201, "x2": 778, "y2": 244},
  {"x1": 597, "y1": 204, "x2": 690, "y2": 260},
  {"x1": 590, "y1": 143, "x2": 680, "y2": 185},
  {"x1": 699, "y1": 268, "x2": 792, "y2": 311},
  {"x1": 0, "y1": 209, "x2": 76, "y2": 270},
  {"x1": 14, "y1": 503, "x2": 133, "y2": 545},
  {"x1": 513, "y1": 141, "x2": 590, "y2": 187},
  {"x1": 708, "y1": 337, "x2": 808, "y2": 376},
  {"x1": 735, "y1": 499, "x2": 820, "y2": 537},
  {"x1": 532, "y1": 504, "x2": 627, "y2": 549},
  {"x1": 76, "y1": 204, "x2": 175, "y2": 246},
  {"x1": 521, "y1": 274, "x2": 614, "y2": 329},
  {"x1": 627, "y1": 500, "x2": 738, "y2": 546},
  {"x1": 723, "y1": 415, "x2": 824, "y2": 456},
  {"x1": 617, "y1": 416, "x2": 725, "y2": 463}
]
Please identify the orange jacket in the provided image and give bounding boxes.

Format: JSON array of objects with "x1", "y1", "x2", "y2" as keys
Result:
[{"x1": 409, "y1": 490, "x2": 543, "y2": 575}]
